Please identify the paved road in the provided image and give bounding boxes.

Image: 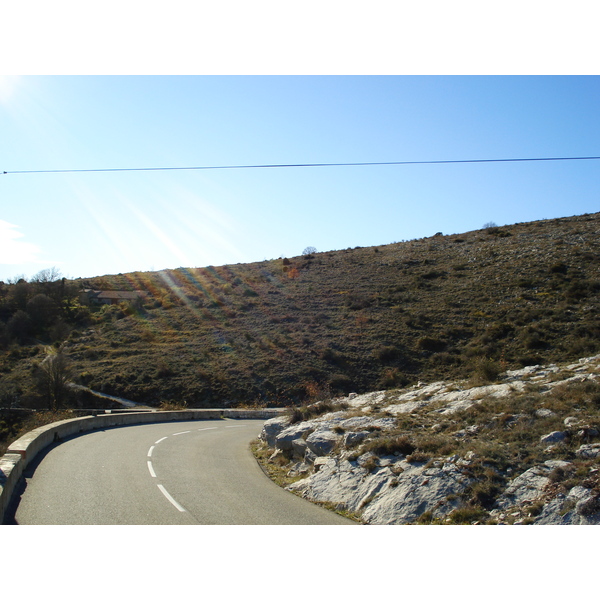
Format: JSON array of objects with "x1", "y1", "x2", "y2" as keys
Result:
[{"x1": 11, "y1": 419, "x2": 355, "y2": 525}]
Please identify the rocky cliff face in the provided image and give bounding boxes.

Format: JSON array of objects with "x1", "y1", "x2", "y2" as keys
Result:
[{"x1": 256, "y1": 355, "x2": 600, "y2": 524}]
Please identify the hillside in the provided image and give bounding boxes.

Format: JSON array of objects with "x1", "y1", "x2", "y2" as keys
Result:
[{"x1": 1, "y1": 212, "x2": 599, "y2": 413}]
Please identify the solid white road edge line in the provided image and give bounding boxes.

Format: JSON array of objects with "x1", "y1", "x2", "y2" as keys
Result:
[
  {"x1": 157, "y1": 484, "x2": 187, "y2": 512},
  {"x1": 147, "y1": 461, "x2": 157, "y2": 478}
]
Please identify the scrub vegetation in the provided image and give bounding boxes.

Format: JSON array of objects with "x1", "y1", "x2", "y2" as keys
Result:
[{"x1": 1, "y1": 212, "x2": 600, "y2": 452}]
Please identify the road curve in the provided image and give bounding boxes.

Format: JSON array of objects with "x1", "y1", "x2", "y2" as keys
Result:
[{"x1": 10, "y1": 419, "x2": 355, "y2": 525}]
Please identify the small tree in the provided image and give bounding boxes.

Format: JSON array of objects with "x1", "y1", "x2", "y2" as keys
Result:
[
  {"x1": 302, "y1": 246, "x2": 317, "y2": 256},
  {"x1": 26, "y1": 293, "x2": 59, "y2": 331},
  {"x1": 8, "y1": 279, "x2": 31, "y2": 311},
  {"x1": 34, "y1": 349, "x2": 74, "y2": 410},
  {"x1": 6, "y1": 310, "x2": 33, "y2": 344}
]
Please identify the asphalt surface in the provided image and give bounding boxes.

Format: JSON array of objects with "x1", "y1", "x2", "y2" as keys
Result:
[{"x1": 10, "y1": 419, "x2": 355, "y2": 525}]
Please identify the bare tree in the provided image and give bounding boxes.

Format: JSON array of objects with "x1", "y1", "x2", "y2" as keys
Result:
[
  {"x1": 31, "y1": 267, "x2": 63, "y2": 284},
  {"x1": 35, "y1": 349, "x2": 74, "y2": 410},
  {"x1": 302, "y1": 246, "x2": 317, "y2": 256}
]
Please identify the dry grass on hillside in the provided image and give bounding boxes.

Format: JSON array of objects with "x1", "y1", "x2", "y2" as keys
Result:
[{"x1": 1, "y1": 212, "x2": 599, "y2": 413}]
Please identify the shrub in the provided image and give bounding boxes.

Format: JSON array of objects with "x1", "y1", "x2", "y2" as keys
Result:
[
  {"x1": 286, "y1": 398, "x2": 347, "y2": 423},
  {"x1": 362, "y1": 455, "x2": 379, "y2": 472},
  {"x1": 365, "y1": 435, "x2": 416, "y2": 457},
  {"x1": 321, "y1": 348, "x2": 348, "y2": 367},
  {"x1": 522, "y1": 331, "x2": 547, "y2": 350},
  {"x1": 346, "y1": 294, "x2": 372, "y2": 310},
  {"x1": 548, "y1": 465, "x2": 572, "y2": 483},
  {"x1": 518, "y1": 354, "x2": 542, "y2": 367},
  {"x1": 468, "y1": 480, "x2": 503, "y2": 509},
  {"x1": 6, "y1": 310, "x2": 32, "y2": 344},
  {"x1": 565, "y1": 280, "x2": 600, "y2": 300},
  {"x1": 405, "y1": 451, "x2": 433, "y2": 464},
  {"x1": 448, "y1": 506, "x2": 488, "y2": 524},
  {"x1": 577, "y1": 494, "x2": 600, "y2": 517},
  {"x1": 550, "y1": 262, "x2": 568, "y2": 274},
  {"x1": 329, "y1": 374, "x2": 353, "y2": 393},
  {"x1": 26, "y1": 293, "x2": 59, "y2": 330},
  {"x1": 378, "y1": 368, "x2": 409, "y2": 389},
  {"x1": 417, "y1": 336, "x2": 447, "y2": 352},
  {"x1": 416, "y1": 511, "x2": 436, "y2": 524},
  {"x1": 374, "y1": 345, "x2": 400, "y2": 362},
  {"x1": 421, "y1": 270, "x2": 445, "y2": 280},
  {"x1": 304, "y1": 381, "x2": 332, "y2": 402},
  {"x1": 471, "y1": 357, "x2": 502, "y2": 384},
  {"x1": 156, "y1": 360, "x2": 175, "y2": 378},
  {"x1": 50, "y1": 320, "x2": 72, "y2": 342},
  {"x1": 415, "y1": 434, "x2": 457, "y2": 456},
  {"x1": 550, "y1": 380, "x2": 600, "y2": 408}
]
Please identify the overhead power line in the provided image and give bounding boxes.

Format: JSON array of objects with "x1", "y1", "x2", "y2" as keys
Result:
[{"x1": 2, "y1": 155, "x2": 600, "y2": 175}]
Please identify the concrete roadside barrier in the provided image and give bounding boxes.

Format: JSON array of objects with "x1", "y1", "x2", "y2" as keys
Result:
[
  {"x1": 0, "y1": 454, "x2": 23, "y2": 523},
  {"x1": 222, "y1": 408, "x2": 285, "y2": 420},
  {"x1": 1, "y1": 407, "x2": 284, "y2": 524}
]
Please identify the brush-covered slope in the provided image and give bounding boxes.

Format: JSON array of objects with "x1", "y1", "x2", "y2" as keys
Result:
[{"x1": 1, "y1": 212, "x2": 600, "y2": 409}]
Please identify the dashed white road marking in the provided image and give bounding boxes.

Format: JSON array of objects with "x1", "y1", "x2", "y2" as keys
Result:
[
  {"x1": 157, "y1": 484, "x2": 186, "y2": 512},
  {"x1": 147, "y1": 424, "x2": 223, "y2": 514},
  {"x1": 225, "y1": 424, "x2": 247, "y2": 428}
]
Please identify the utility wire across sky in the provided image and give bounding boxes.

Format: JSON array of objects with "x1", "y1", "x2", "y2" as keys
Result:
[{"x1": 2, "y1": 155, "x2": 600, "y2": 175}]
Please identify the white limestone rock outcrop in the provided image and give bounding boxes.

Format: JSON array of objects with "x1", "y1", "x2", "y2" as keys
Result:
[
  {"x1": 494, "y1": 460, "x2": 570, "y2": 509},
  {"x1": 258, "y1": 354, "x2": 600, "y2": 525},
  {"x1": 305, "y1": 430, "x2": 341, "y2": 456},
  {"x1": 274, "y1": 421, "x2": 315, "y2": 452},
  {"x1": 259, "y1": 416, "x2": 290, "y2": 446},
  {"x1": 531, "y1": 485, "x2": 600, "y2": 525},
  {"x1": 287, "y1": 454, "x2": 471, "y2": 524}
]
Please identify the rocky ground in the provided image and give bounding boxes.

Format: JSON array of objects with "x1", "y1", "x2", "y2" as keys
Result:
[{"x1": 255, "y1": 355, "x2": 600, "y2": 524}]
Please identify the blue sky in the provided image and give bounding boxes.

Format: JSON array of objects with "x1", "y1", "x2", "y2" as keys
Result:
[
  {"x1": 1, "y1": 75, "x2": 599, "y2": 282},
  {"x1": 1, "y1": 1, "x2": 598, "y2": 580}
]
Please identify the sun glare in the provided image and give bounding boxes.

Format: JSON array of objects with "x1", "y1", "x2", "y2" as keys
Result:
[{"x1": 0, "y1": 76, "x2": 20, "y2": 104}]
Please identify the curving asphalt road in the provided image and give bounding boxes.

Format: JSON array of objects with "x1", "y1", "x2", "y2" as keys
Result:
[{"x1": 10, "y1": 419, "x2": 355, "y2": 525}]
